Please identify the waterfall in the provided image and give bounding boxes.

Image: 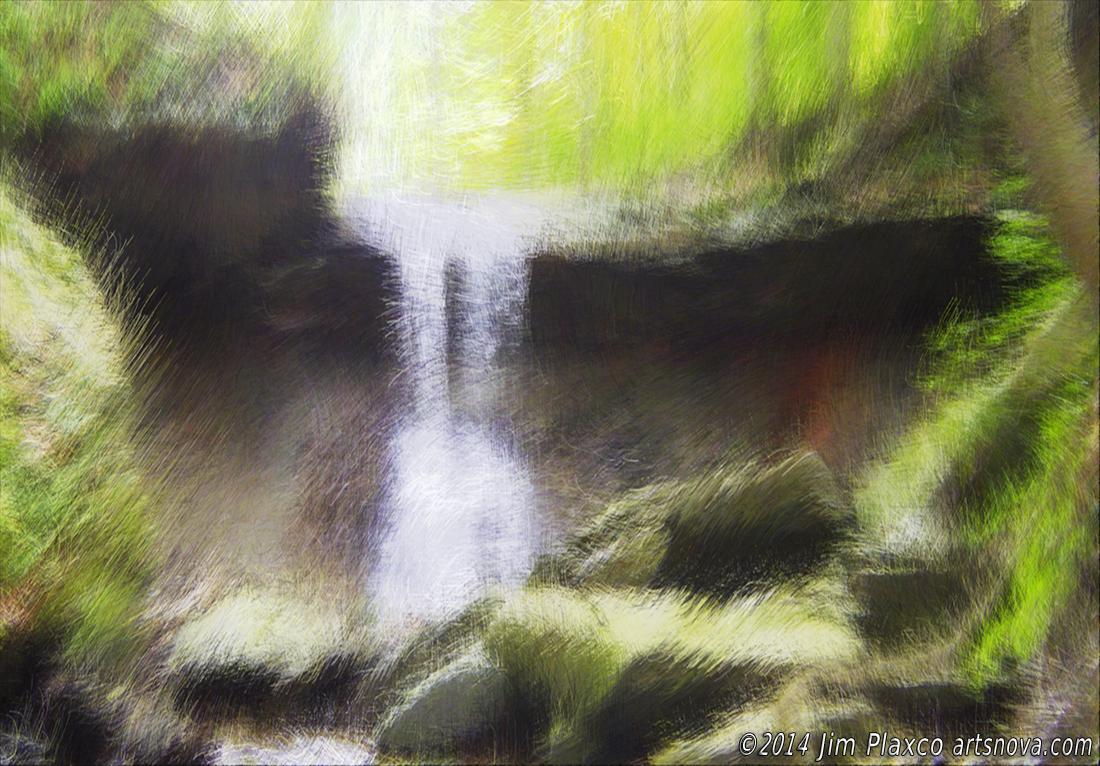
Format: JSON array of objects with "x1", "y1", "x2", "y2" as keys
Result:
[{"x1": 354, "y1": 196, "x2": 541, "y2": 629}]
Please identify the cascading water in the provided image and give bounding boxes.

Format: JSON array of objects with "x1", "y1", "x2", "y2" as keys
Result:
[{"x1": 353, "y1": 197, "x2": 542, "y2": 630}]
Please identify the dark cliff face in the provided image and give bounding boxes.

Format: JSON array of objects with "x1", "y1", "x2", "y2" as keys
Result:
[
  {"x1": 526, "y1": 217, "x2": 1001, "y2": 354},
  {"x1": 19, "y1": 106, "x2": 397, "y2": 361},
  {"x1": 28, "y1": 110, "x2": 327, "y2": 275},
  {"x1": 13, "y1": 103, "x2": 1005, "y2": 378},
  {"x1": 16, "y1": 96, "x2": 1001, "y2": 369}
]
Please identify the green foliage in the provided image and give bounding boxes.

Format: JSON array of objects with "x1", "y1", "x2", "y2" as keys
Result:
[
  {"x1": 336, "y1": 0, "x2": 989, "y2": 195},
  {"x1": 0, "y1": 2, "x2": 155, "y2": 138},
  {"x1": 924, "y1": 208, "x2": 1075, "y2": 392},
  {"x1": 0, "y1": 0, "x2": 335, "y2": 148},
  {"x1": 1, "y1": 0, "x2": 1008, "y2": 209},
  {"x1": 958, "y1": 301, "x2": 1097, "y2": 684},
  {"x1": 854, "y1": 209, "x2": 1098, "y2": 689}
]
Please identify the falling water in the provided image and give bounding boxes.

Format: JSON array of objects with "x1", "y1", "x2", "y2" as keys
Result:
[{"x1": 352, "y1": 196, "x2": 544, "y2": 630}]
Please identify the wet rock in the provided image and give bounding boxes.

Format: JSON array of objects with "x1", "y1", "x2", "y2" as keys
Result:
[
  {"x1": 262, "y1": 237, "x2": 398, "y2": 363},
  {"x1": 172, "y1": 660, "x2": 283, "y2": 716},
  {"x1": 527, "y1": 256, "x2": 715, "y2": 351},
  {"x1": 25, "y1": 108, "x2": 329, "y2": 290},
  {"x1": 20, "y1": 109, "x2": 398, "y2": 362},
  {"x1": 375, "y1": 647, "x2": 514, "y2": 756}
]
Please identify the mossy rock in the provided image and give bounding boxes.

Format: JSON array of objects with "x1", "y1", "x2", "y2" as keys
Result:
[
  {"x1": 848, "y1": 563, "x2": 984, "y2": 648},
  {"x1": 559, "y1": 650, "x2": 776, "y2": 764},
  {"x1": 481, "y1": 586, "x2": 859, "y2": 762},
  {"x1": 167, "y1": 588, "x2": 372, "y2": 717},
  {"x1": 566, "y1": 451, "x2": 851, "y2": 598},
  {"x1": 657, "y1": 452, "x2": 851, "y2": 596},
  {"x1": 483, "y1": 588, "x2": 630, "y2": 740}
]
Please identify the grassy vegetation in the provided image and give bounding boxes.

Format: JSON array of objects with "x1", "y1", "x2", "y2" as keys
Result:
[
  {"x1": 0, "y1": 0, "x2": 334, "y2": 145},
  {"x1": 0, "y1": 2, "x2": 154, "y2": 139},
  {"x1": 0, "y1": 177, "x2": 154, "y2": 674}
]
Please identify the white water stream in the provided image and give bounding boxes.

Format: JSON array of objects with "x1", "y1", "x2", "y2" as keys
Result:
[{"x1": 351, "y1": 197, "x2": 547, "y2": 630}]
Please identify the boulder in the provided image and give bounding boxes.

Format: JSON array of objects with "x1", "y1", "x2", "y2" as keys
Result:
[
  {"x1": 167, "y1": 588, "x2": 371, "y2": 717},
  {"x1": 565, "y1": 451, "x2": 852, "y2": 598},
  {"x1": 375, "y1": 647, "x2": 515, "y2": 756}
]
